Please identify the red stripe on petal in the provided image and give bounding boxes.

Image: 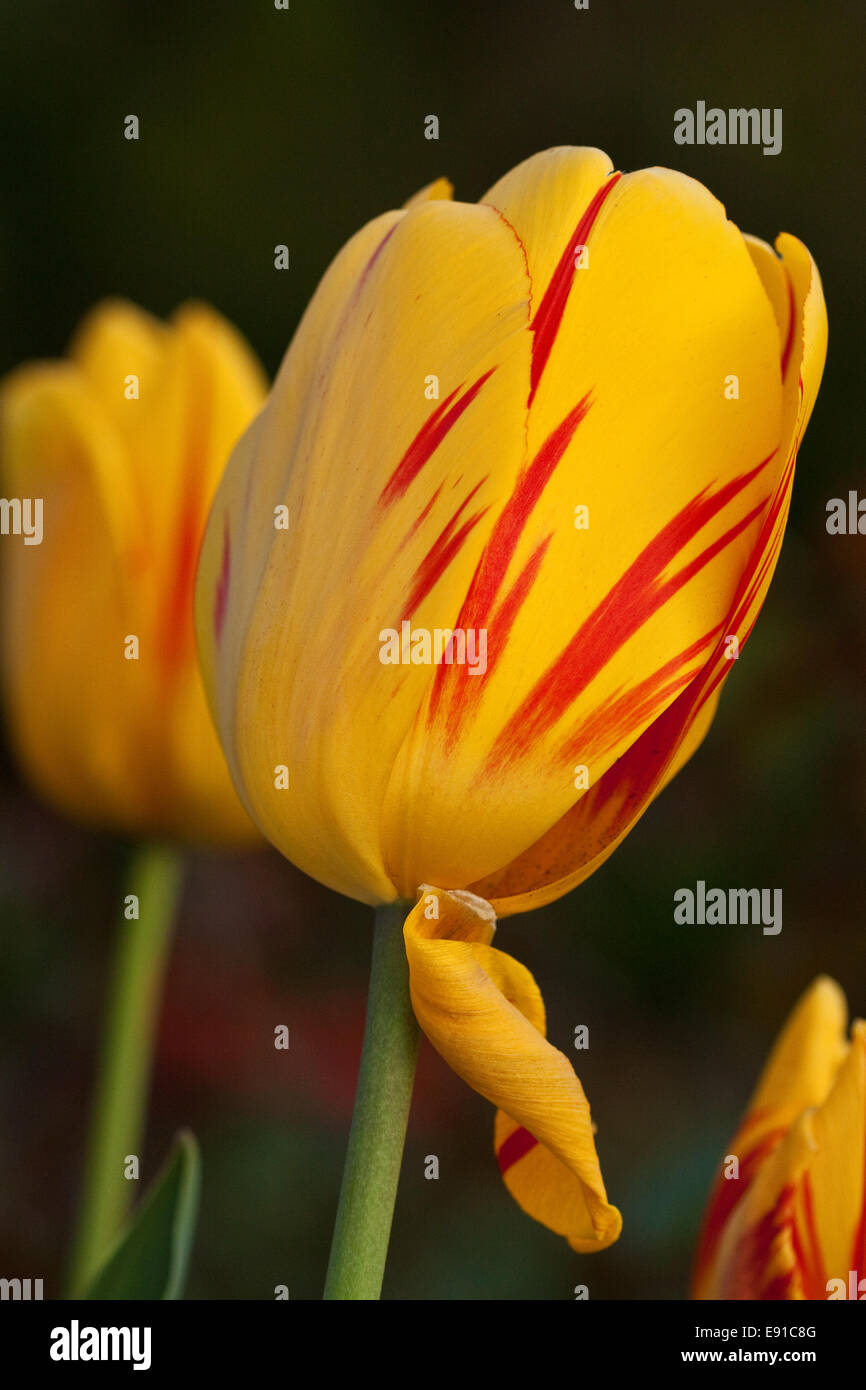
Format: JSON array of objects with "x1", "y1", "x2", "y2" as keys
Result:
[
  {"x1": 379, "y1": 368, "x2": 497, "y2": 507},
  {"x1": 531, "y1": 449, "x2": 796, "y2": 898},
  {"x1": 401, "y1": 481, "x2": 444, "y2": 547},
  {"x1": 402, "y1": 479, "x2": 490, "y2": 617},
  {"x1": 528, "y1": 173, "x2": 621, "y2": 407},
  {"x1": 692, "y1": 1126, "x2": 787, "y2": 1293},
  {"x1": 561, "y1": 627, "x2": 721, "y2": 768},
  {"x1": 732, "y1": 1181, "x2": 799, "y2": 1300},
  {"x1": 428, "y1": 393, "x2": 592, "y2": 732},
  {"x1": 487, "y1": 535, "x2": 553, "y2": 676},
  {"x1": 795, "y1": 1173, "x2": 827, "y2": 1299},
  {"x1": 497, "y1": 1125, "x2": 539, "y2": 1173},
  {"x1": 780, "y1": 273, "x2": 797, "y2": 380},
  {"x1": 213, "y1": 518, "x2": 231, "y2": 645},
  {"x1": 354, "y1": 222, "x2": 398, "y2": 304},
  {"x1": 490, "y1": 456, "x2": 773, "y2": 766}
]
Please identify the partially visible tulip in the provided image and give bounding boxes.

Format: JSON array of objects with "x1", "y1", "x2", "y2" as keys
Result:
[
  {"x1": 196, "y1": 147, "x2": 826, "y2": 1254},
  {"x1": 1, "y1": 299, "x2": 268, "y2": 1295},
  {"x1": 693, "y1": 978, "x2": 866, "y2": 1300},
  {"x1": 0, "y1": 299, "x2": 267, "y2": 843}
]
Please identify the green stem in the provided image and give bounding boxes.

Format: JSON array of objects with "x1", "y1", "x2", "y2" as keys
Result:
[
  {"x1": 324, "y1": 900, "x2": 420, "y2": 1300},
  {"x1": 65, "y1": 841, "x2": 184, "y2": 1297}
]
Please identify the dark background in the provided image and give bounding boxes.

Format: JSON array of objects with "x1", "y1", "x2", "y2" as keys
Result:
[{"x1": 1, "y1": 0, "x2": 863, "y2": 1299}]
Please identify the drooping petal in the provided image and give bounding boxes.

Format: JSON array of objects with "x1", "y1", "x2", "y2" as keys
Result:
[{"x1": 403, "y1": 887, "x2": 621, "y2": 1251}]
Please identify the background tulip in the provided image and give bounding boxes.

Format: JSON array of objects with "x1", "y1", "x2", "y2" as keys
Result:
[
  {"x1": 693, "y1": 978, "x2": 866, "y2": 1300},
  {"x1": 1, "y1": 298, "x2": 267, "y2": 844},
  {"x1": 0, "y1": 298, "x2": 267, "y2": 1294},
  {"x1": 195, "y1": 148, "x2": 826, "y2": 1296}
]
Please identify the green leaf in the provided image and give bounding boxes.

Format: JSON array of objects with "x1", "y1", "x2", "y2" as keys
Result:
[{"x1": 83, "y1": 1130, "x2": 201, "y2": 1300}]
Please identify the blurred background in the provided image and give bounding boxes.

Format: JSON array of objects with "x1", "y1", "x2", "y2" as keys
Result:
[{"x1": 1, "y1": 0, "x2": 864, "y2": 1299}]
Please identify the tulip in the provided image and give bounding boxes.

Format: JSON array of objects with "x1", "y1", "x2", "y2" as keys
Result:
[
  {"x1": 692, "y1": 978, "x2": 866, "y2": 1300},
  {"x1": 0, "y1": 298, "x2": 267, "y2": 844},
  {"x1": 0, "y1": 298, "x2": 267, "y2": 1294},
  {"x1": 195, "y1": 147, "x2": 826, "y2": 1293}
]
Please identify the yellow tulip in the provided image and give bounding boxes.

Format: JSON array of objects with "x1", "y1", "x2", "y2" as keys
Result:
[
  {"x1": 692, "y1": 978, "x2": 866, "y2": 1300},
  {"x1": 195, "y1": 147, "x2": 826, "y2": 1251},
  {"x1": 0, "y1": 299, "x2": 267, "y2": 843}
]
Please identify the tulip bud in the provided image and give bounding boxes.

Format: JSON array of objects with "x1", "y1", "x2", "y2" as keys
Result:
[
  {"x1": 693, "y1": 978, "x2": 866, "y2": 1300},
  {"x1": 1, "y1": 299, "x2": 267, "y2": 843}
]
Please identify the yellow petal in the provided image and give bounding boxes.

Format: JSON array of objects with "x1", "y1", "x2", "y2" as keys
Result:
[
  {"x1": 70, "y1": 297, "x2": 168, "y2": 449},
  {"x1": 383, "y1": 155, "x2": 786, "y2": 892},
  {"x1": 799, "y1": 1019, "x2": 866, "y2": 1293},
  {"x1": 1, "y1": 299, "x2": 266, "y2": 842},
  {"x1": 747, "y1": 977, "x2": 849, "y2": 1133},
  {"x1": 703, "y1": 1110, "x2": 817, "y2": 1299},
  {"x1": 471, "y1": 217, "x2": 827, "y2": 916},
  {"x1": 403, "y1": 887, "x2": 621, "y2": 1251},
  {"x1": 198, "y1": 200, "x2": 532, "y2": 903},
  {"x1": 404, "y1": 177, "x2": 454, "y2": 207},
  {"x1": 0, "y1": 364, "x2": 152, "y2": 825}
]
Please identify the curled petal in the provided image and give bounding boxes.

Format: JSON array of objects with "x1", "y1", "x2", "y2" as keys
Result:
[{"x1": 403, "y1": 886, "x2": 621, "y2": 1251}]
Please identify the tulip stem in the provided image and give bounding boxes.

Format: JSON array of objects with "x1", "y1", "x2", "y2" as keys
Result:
[
  {"x1": 324, "y1": 899, "x2": 420, "y2": 1300},
  {"x1": 65, "y1": 841, "x2": 184, "y2": 1297}
]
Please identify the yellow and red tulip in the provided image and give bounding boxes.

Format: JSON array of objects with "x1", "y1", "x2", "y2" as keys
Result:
[
  {"x1": 693, "y1": 978, "x2": 866, "y2": 1300},
  {"x1": 195, "y1": 147, "x2": 826, "y2": 1248},
  {"x1": 0, "y1": 299, "x2": 266, "y2": 843}
]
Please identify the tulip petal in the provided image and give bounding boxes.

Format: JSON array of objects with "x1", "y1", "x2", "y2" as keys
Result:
[
  {"x1": 800, "y1": 1019, "x2": 866, "y2": 1293},
  {"x1": 404, "y1": 177, "x2": 454, "y2": 207},
  {"x1": 707, "y1": 1110, "x2": 818, "y2": 1299},
  {"x1": 403, "y1": 887, "x2": 621, "y2": 1251},
  {"x1": 199, "y1": 199, "x2": 533, "y2": 903},
  {"x1": 747, "y1": 977, "x2": 849, "y2": 1131},
  {"x1": 2, "y1": 300, "x2": 266, "y2": 841},
  {"x1": 471, "y1": 222, "x2": 827, "y2": 915},
  {"x1": 0, "y1": 364, "x2": 152, "y2": 824},
  {"x1": 383, "y1": 153, "x2": 788, "y2": 893}
]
